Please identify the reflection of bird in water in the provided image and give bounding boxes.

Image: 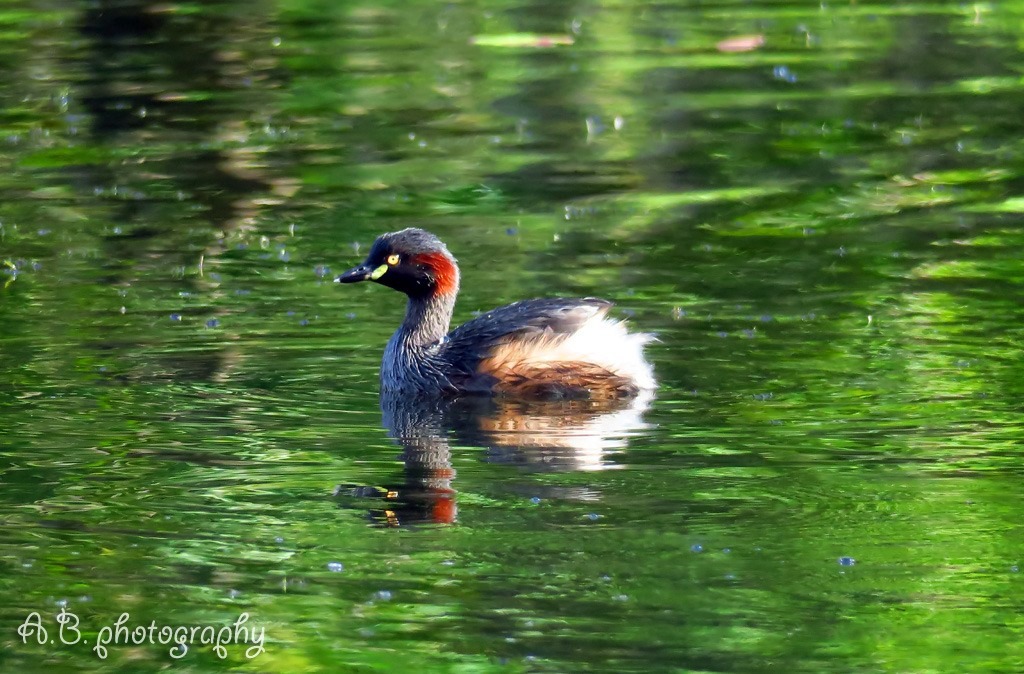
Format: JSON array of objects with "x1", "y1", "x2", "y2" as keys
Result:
[
  {"x1": 336, "y1": 228, "x2": 655, "y2": 400},
  {"x1": 467, "y1": 390, "x2": 654, "y2": 473},
  {"x1": 334, "y1": 391, "x2": 653, "y2": 527}
]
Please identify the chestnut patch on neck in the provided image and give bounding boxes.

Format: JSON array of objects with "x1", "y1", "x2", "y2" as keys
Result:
[{"x1": 413, "y1": 251, "x2": 458, "y2": 296}]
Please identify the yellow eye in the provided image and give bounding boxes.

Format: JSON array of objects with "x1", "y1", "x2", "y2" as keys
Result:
[{"x1": 387, "y1": 254, "x2": 400, "y2": 266}]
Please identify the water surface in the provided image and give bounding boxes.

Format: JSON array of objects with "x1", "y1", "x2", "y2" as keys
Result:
[{"x1": 2, "y1": 0, "x2": 1024, "y2": 671}]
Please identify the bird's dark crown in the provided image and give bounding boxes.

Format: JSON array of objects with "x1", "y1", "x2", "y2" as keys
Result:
[{"x1": 368, "y1": 228, "x2": 453, "y2": 261}]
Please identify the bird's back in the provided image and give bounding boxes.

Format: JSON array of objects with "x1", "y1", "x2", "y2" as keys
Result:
[{"x1": 441, "y1": 298, "x2": 655, "y2": 399}]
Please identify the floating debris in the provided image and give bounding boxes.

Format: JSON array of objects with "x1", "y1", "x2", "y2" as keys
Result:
[
  {"x1": 470, "y1": 33, "x2": 574, "y2": 48},
  {"x1": 717, "y1": 34, "x2": 765, "y2": 53}
]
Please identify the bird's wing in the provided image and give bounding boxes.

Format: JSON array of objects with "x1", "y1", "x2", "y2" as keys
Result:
[{"x1": 440, "y1": 298, "x2": 612, "y2": 386}]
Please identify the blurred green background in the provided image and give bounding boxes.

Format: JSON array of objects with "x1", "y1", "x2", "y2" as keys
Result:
[{"x1": 2, "y1": 0, "x2": 1024, "y2": 671}]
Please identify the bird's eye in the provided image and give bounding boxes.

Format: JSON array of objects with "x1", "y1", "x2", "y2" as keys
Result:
[{"x1": 387, "y1": 254, "x2": 400, "y2": 265}]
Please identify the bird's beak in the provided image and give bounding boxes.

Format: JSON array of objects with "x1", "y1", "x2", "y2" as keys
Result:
[
  {"x1": 335, "y1": 262, "x2": 389, "y2": 284},
  {"x1": 335, "y1": 264, "x2": 373, "y2": 284}
]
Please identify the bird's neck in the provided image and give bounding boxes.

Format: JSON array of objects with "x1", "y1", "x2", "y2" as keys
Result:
[{"x1": 396, "y1": 291, "x2": 457, "y2": 348}]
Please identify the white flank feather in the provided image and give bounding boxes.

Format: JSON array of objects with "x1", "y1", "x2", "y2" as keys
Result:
[{"x1": 485, "y1": 310, "x2": 657, "y2": 390}]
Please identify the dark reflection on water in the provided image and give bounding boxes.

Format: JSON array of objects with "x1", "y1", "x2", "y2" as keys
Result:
[{"x1": 338, "y1": 391, "x2": 652, "y2": 526}]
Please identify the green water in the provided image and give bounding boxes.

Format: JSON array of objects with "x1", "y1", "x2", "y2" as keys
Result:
[{"x1": 3, "y1": 0, "x2": 1024, "y2": 671}]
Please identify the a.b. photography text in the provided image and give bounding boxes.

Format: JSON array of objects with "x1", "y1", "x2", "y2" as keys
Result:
[{"x1": 16, "y1": 609, "x2": 266, "y2": 660}]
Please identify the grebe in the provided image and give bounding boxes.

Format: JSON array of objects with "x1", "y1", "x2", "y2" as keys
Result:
[{"x1": 336, "y1": 228, "x2": 655, "y2": 399}]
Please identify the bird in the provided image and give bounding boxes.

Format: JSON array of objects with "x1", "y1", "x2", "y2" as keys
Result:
[{"x1": 336, "y1": 228, "x2": 655, "y2": 399}]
